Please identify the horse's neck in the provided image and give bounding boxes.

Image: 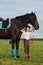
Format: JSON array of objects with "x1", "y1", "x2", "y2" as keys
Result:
[
  {"x1": 17, "y1": 17, "x2": 29, "y2": 30},
  {"x1": 10, "y1": 15, "x2": 30, "y2": 31},
  {"x1": 15, "y1": 16, "x2": 28, "y2": 30}
]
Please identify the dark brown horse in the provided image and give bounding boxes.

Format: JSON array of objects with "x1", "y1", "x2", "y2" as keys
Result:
[{"x1": 0, "y1": 12, "x2": 39, "y2": 57}]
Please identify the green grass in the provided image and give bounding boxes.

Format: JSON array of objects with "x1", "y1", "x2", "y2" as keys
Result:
[{"x1": 0, "y1": 40, "x2": 43, "y2": 65}]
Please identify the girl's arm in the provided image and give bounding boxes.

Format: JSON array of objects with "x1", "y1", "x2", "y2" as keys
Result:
[
  {"x1": 21, "y1": 28, "x2": 25, "y2": 32},
  {"x1": 31, "y1": 27, "x2": 35, "y2": 32}
]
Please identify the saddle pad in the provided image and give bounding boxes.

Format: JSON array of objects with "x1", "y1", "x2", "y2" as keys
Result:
[{"x1": 0, "y1": 21, "x2": 11, "y2": 29}]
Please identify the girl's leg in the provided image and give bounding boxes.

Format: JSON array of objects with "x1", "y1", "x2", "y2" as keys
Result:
[
  {"x1": 27, "y1": 40, "x2": 29, "y2": 58},
  {"x1": 24, "y1": 40, "x2": 27, "y2": 57},
  {"x1": 24, "y1": 39, "x2": 26, "y2": 54},
  {"x1": 24, "y1": 40, "x2": 29, "y2": 58}
]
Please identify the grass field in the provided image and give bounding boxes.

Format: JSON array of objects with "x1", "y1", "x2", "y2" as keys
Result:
[{"x1": 0, "y1": 40, "x2": 43, "y2": 65}]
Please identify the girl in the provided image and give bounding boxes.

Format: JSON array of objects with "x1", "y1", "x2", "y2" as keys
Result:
[{"x1": 21, "y1": 26, "x2": 35, "y2": 58}]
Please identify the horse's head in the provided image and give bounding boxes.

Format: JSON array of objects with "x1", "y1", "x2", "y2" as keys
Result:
[{"x1": 26, "y1": 12, "x2": 39, "y2": 30}]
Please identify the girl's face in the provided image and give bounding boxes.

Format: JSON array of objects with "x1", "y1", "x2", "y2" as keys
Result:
[{"x1": 26, "y1": 27, "x2": 30, "y2": 32}]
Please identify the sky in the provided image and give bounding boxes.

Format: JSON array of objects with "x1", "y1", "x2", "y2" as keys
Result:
[{"x1": 0, "y1": 0, "x2": 43, "y2": 38}]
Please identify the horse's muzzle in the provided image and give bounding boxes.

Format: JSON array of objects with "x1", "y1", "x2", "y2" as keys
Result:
[{"x1": 35, "y1": 24, "x2": 39, "y2": 30}]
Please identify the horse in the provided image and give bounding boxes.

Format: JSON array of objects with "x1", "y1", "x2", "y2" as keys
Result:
[{"x1": 0, "y1": 12, "x2": 39, "y2": 57}]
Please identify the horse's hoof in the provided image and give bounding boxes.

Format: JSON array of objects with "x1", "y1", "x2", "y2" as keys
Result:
[
  {"x1": 12, "y1": 56, "x2": 16, "y2": 59},
  {"x1": 16, "y1": 56, "x2": 20, "y2": 58}
]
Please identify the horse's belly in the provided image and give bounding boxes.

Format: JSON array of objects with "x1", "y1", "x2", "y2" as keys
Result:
[{"x1": 0, "y1": 29, "x2": 10, "y2": 39}]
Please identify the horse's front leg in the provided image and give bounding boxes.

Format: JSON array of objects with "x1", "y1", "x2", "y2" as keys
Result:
[
  {"x1": 16, "y1": 33, "x2": 21, "y2": 58},
  {"x1": 11, "y1": 40, "x2": 15, "y2": 57},
  {"x1": 16, "y1": 39, "x2": 20, "y2": 58},
  {"x1": 11, "y1": 39, "x2": 20, "y2": 58}
]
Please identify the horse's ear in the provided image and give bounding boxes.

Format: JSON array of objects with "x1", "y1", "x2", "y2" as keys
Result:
[
  {"x1": 34, "y1": 12, "x2": 35, "y2": 15},
  {"x1": 31, "y1": 12, "x2": 33, "y2": 14}
]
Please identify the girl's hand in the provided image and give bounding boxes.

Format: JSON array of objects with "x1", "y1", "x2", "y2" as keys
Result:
[
  {"x1": 31, "y1": 27, "x2": 35, "y2": 32},
  {"x1": 21, "y1": 28, "x2": 25, "y2": 32}
]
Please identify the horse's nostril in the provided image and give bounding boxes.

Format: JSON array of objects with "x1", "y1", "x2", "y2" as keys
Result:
[
  {"x1": 35, "y1": 25, "x2": 39, "y2": 30},
  {"x1": 37, "y1": 25, "x2": 39, "y2": 30},
  {"x1": 38, "y1": 26, "x2": 39, "y2": 29}
]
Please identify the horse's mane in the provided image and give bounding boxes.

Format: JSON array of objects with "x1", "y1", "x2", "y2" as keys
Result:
[
  {"x1": 15, "y1": 13, "x2": 29, "y2": 20},
  {"x1": 15, "y1": 12, "x2": 36, "y2": 21},
  {"x1": 15, "y1": 14, "x2": 26, "y2": 19}
]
